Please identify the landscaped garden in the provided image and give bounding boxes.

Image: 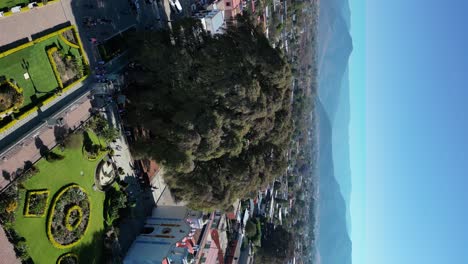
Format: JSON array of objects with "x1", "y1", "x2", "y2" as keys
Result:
[
  {"x1": 12, "y1": 129, "x2": 106, "y2": 264},
  {"x1": 0, "y1": 25, "x2": 88, "y2": 131}
]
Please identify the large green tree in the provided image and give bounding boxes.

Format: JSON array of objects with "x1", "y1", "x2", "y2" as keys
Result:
[{"x1": 124, "y1": 16, "x2": 293, "y2": 209}]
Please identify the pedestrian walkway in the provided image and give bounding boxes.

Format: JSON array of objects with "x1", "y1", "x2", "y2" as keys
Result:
[
  {"x1": 0, "y1": 226, "x2": 19, "y2": 264},
  {"x1": 0, "y1": 1, "x2": 71, "y2": 47},
  {"x1": 0, "y1": 92, "x2": 92, "y2": 190}
]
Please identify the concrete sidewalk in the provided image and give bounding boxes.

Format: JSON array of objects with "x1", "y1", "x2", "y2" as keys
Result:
[
  {"x1": 0, "y1": 226, "x2": 19, "y2": 264},
  {"x1": 0, "y1": 1, "x2": 72, "y2": 47},
  {"x1": 0, "y1": 91, "x2": 92, "y2": 190}
]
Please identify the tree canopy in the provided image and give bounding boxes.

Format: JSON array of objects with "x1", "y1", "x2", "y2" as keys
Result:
[
  {"x1": 245, "y1": 220, "x2": 257, "y2": 238},
  {"x1": 124, "y1": 17, "x2": 293, "y2": 209}
]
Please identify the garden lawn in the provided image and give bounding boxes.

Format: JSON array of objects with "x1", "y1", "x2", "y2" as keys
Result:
[
  {"x1": 14, "y1": 131, "x2": 106, "y2": 264},
  {"x1": 0, "y1": 35, "x2": 82, "y2": 106},
  {"x1": 0, "y1": 0, "x2": 29, "y2": 10}
]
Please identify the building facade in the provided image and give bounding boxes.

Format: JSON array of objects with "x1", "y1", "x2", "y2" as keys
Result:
[{"x1": 124, "y1": 206, "x2": 203, "y2": 264}]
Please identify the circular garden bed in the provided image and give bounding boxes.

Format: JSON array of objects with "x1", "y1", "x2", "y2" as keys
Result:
[
  {"x1": 47, "y1": 184, "x2": 91, "y2": 249},
  {"x1": 56, "y1": 252, "x2": 79, "y2": 264}
]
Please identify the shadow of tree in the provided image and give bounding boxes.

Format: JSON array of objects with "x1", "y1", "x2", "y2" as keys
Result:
[
  {"x1": 116, "y1": 176, "x2": 155, "y2": 253},
  {"x1": 72, "y1": 229, "x2": 107, "y2": 264},
  {"x1": 34, "y1": 137, "x2": 49, "y2": 156},
  {"x1": 2, "y1": 170, "x2": 11, "y2": 181},
  {"x1": 53, "y1": 125, "x2": 68, "y2": 145},
  {"x1": 83, "y1": 130, "x2": 93, "y2": 150}
]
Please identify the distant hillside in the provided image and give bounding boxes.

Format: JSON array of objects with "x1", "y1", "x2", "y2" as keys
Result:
[
  {"x1": 318, "y1": 0, "x2": 353, "y2": 121},
  {"x1": 332, "y1": 67, "x2": 352, "y2": 230},
  {"x1": 318, "y1": 0, "x2": 353, "y2": 225},
  {"x1": 316, "y1": 0, "x2": 353, "y2": 262},
  {"x1": 317, "y1": 100, "x2": 352, "y2": 264}
]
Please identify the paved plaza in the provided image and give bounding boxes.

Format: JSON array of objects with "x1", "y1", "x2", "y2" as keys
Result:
[
  {"x1": 0, "y1": 2, "x2": 69, "y2": 47},
  {"x1": 0, "y1": 1, "x2": 187, "y2": 262}
]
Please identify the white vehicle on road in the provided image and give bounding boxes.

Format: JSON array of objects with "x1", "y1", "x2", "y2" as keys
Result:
[{"x1": 169, "y1": 0, "x2": 182, "y2": 14}]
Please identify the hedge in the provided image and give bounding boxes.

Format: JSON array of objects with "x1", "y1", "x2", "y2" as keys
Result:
[
  {"x1": 44, "y1": 26, "x2": 89, "y2": 93},
  {"x1": 58, "y1": 32, "x2": 80, "y2": 49},
  {"x1": 0, "y1": 25, "x2": 82, "y2": 59},
  {"x1": 46, "y1": 46, "x2": 63, "y2": 88},
  {"x1": 0, "y1": 42, "x2": 34, "y2": 59},
  {"x1": 0, "y1": 105, "x2": 39, "y2": 134},
  {"x1": 61, "y1": 75, "x2": 87, "y2": 93},
  {"x1": 64, "y1": 205, "x2": 83, "y2": 231},
  {"x1": 47, "y1": 184, "x2": 91, "y2": 249},
  {"x1": 39, "y1": 94, "x2": 59, "y2": 107},
  {"x1": 56, "y1": 252, "x2": 78, "y2": 264},
  {"x1": 17, "y1": 106, "x2": 39, "y2": 120},
  {"x1": 23, "y1": 189, "x2": 50, "y2": 217},
  {"x1": 70, "y1": 26, "x2": 88, "y2": 66},
  {"x1": 6, "y1": 80, "x2": 22, "y2": 93}
]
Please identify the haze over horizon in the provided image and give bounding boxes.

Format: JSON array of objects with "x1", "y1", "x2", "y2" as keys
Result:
[{"x1": 317, "y1": 0, "x2": 355, "y2": 263}]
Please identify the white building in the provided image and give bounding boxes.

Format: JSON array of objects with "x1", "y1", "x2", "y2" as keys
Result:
[
  {"x1": 124, "y1": 206, "x2": 203, "y2": 264},
  {"x1": 193, "y1": 9, "x2": 225, "y2": 36}
]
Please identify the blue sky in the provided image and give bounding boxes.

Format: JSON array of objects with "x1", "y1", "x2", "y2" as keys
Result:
[
  {"x1": 350, "y1": 0, "x2": 468, "y2": 263},
  {"x1": 348, "y1": 0, "x2": 365, "y2": 263}
]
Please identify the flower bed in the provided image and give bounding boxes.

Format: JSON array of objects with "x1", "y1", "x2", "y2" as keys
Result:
[
  {"x1": 47, "y1": 47, "x2": 63, "y2": 89},
  {"x1": 24, "y1": 189, "x2": 50, "y2": 217},
  {"x1": 47, "y1": 184, "x2": 91, "y2": 249},
  {"x1": 59, "y1": 29, "x2": 79, "y2": 49},
  {"x1": 56, "y1": 252, "x2": 78, "y2": 264},
  {"x1": 64, "y1": 205, "x2": 83, "y2": 231}
]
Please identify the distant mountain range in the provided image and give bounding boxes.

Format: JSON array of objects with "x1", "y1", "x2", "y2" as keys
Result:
[
  {"x1": 316, "y1": 0, "x2": 353, "y2": 263},
  {"x1": 317, "y1": 100, "x2": 352, "y2": 264}
]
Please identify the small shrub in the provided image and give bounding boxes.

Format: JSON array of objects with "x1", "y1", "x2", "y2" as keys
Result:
[
  {"x1": 104, "y1": 186, "x2": 128, "y2": 227},
  {"x1": 245, "y1": 220, "x2": 257, "y2": 238},
  {"x1": 5, "y1": 201, "x2": 17, "y2": 214}
]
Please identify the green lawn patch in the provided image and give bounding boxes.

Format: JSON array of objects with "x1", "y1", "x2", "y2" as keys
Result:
[
  {"x1": 0, "y1": 26, "x2": 88, "y2": 131},
  {"x1": 14, "y1": 130, "x2": 106, "y2": 264},
  {"x1": 0, "y1": 35, "x2": 74, "y2": 105}
]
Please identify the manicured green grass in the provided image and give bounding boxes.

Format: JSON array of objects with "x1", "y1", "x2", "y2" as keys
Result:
[
  {"x1": 14, "y1": 131, "x2": 106, "y2": 264},
  {"x1": 0, "y1": 35, "x2": 81, "y2": 106},
  {"x1": 0, "y1": 0, "x2": 29, "y2": 10}
]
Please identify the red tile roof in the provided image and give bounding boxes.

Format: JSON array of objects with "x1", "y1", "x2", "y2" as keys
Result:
[
  {"x1": 226, "y1": 212, "x2": 236, "y2": 220},
  {"x1": 139, "y1": 159, "x2": 160, "y2": 180}
]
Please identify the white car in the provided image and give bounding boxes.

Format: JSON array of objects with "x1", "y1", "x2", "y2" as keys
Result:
[{"x1": 169, "y1": 0, "x2": 183, "y2": 14}]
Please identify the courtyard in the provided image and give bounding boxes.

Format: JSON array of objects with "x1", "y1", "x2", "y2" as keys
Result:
[
  {"x1": 13, "y1": 129, "x2": 107, "y2": 264},
  {"x1": 0, "y1": 26, "x2": 88, "y2": 129}
]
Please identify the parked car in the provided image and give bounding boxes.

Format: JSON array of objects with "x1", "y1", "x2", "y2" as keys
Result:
[{"x1": 169, "y1": 0, "x2": 183, "y2": 14}]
